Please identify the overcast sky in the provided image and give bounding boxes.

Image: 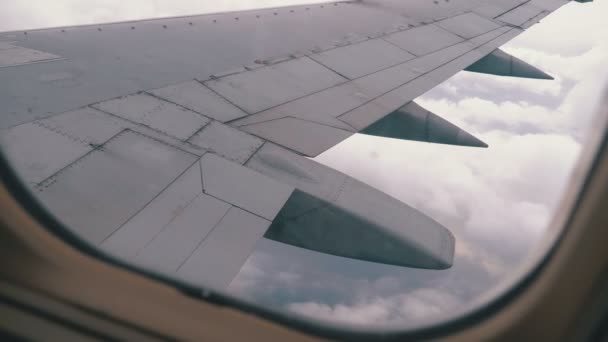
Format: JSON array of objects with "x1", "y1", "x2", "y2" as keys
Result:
[
  {"x1": 236, "y1": 0, "x2": 608, "y2": 328},
  {"x1": 1, "y1": 0, "x2": 606, "y2": 330}
]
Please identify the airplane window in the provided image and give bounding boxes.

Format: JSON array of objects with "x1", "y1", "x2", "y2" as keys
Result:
[{"x1": 0, "y1": 0, "x2": 606, "y2": 333}]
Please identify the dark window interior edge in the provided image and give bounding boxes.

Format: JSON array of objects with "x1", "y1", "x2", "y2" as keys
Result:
[{"x1": 0, "y1": 123, "x2": 606, "y2": 341}]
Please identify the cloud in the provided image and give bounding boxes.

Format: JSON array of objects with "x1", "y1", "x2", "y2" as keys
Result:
[
  {"x1": 233, "y1": 1, "x2": 608, "y2": 326},
  {"x1": 421, "y1": 48, "x2": 608, "y2": 141},
  {"x1": 316, "y1": 129, "x2": 580, "y2": 264},
  {"x1": 231, "y1": 18, "x2": 603, "y2": 317},
  {"x1": 288, "y1": 288, "x2": 462, "y2": 325}
]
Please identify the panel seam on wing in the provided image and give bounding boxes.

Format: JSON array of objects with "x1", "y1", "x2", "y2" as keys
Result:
[
  {"x1": 200, "y1": 152, "x2": 294, "y2": 221},
  {"x1": 32, "y1": 119, "x2": 90, "y2": 146},
  {"x1": 89, "y1": 104, "x2": 207, "y2": 152},
  {"x1": 34, "y1": 128, "x2": 129, "y2": 190},
  {"x1": 192, "y1": 79, "x2": 253, "y2": 116},
  {"x1": 493, "y1": 0, "x2": 533, "y2": 19},
  {"x1": 100, "y1": 158, "x2": 203, "y2": 246},
  {"x1": 143, "y1": 90, "x2": 214, "y2": 122},
  {"x1": 238, "y1": 115, "x2": 357, "y2": 132},
  {"x1": 335, "y1": 27, "x2": 517, "y2": 123},
  {"x1": 175, "y1": 205, "x2": 232, "y2": 271},
  {"x1": 229, "y1": 24, "x2": 509, "y2": 133}
]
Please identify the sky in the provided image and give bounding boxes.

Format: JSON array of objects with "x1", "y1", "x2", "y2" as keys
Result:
[
  {"x1": 1, "y1": 0, "x2": 606, "y2": 330},
  {"x1": 234, "y1": 0, "x2": 608, "y2": 328}
]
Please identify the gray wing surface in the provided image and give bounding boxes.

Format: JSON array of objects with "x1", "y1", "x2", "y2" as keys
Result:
[{"x1": 0, "y1": 0, "x2": 576, "y2": 290}]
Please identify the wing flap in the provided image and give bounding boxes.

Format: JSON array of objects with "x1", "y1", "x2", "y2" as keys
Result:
[
  {"x1": 100, "y1": 152, "x2": 282, "y2": 290},
  {"x1": 200, "y1": 153, "x2": 294, "y2": 221},
  {"x1": 177, "y1": 207, "x2": 270, "y2": 290},
  {"x1": 134, "y1": 192, "x2": 232, "y2": 275},
  {"x1": 101, "y1": 161, "x2": 205, "y2": 260}
]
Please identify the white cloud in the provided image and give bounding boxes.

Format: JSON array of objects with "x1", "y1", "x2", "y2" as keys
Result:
[
  {"x1": 289, "y1": 300, "x2": 392, "y2": 325},
  {"x1": 447, "y1": 69, "x2": 564, "y2": 98},
  {"x1": 227, "y1": 253, "x2": 266, "y2": 298},
  {"x1": 277, "y1": 271, "x2": 302, "y2": 284},
  {"x1": 316, "y1": 129, "x2": 580, "y2": 267},
  {"x1": 421, "y1": 45, "x2": 608, "y2": 141},
  {"x1": 304, "y1": 1, "x2": 607, "y2": 327},
  {"x1": 288, "y1": 288, "x2": 462, "y2": 325}
]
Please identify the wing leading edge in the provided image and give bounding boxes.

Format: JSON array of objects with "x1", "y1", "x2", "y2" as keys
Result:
[{"x1": 0, "y1": 0, "x2": 582, "y2": 290}]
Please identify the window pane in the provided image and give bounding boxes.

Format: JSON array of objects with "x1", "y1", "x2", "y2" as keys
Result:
[{"x1": 0, "y1": 0, "x2": 605, "y2": 331}]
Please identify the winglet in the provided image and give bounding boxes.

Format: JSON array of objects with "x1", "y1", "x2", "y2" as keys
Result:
[
  {"x1": 465, "y1": 48, "x2": 554, "y2": 80},
  {"x1": 360, "y1": 101, "x2": 488, "y2": 148}
]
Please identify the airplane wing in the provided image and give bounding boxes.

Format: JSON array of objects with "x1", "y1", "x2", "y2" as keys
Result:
[{"x1": 0, "y1": 0, "x2": 578, "y2": 290}]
